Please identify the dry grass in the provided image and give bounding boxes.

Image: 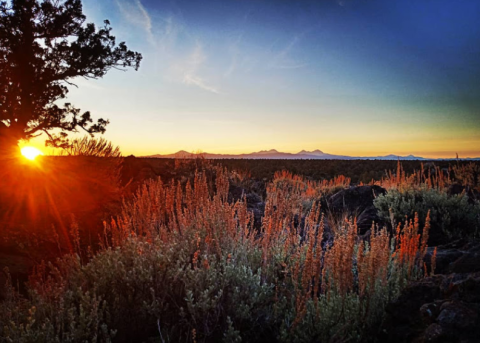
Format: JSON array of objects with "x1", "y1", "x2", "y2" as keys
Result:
[
  {"x1": 61, "y1": 137, "x2": 122, "y2": 158},
  {"x1": 376, "y1": 160, "x2": 451, "y2": 191},
  {"x1": 101, "y1": 166, "x2": 431, "y2": 340},
  {"x1": 1, "y1": 165, "x2": 435, "y2": 342}
]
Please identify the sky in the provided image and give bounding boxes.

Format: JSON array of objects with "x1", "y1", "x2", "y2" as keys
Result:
[{"x1": 29, "y1": 0, "x2": 480, "y2": 158}]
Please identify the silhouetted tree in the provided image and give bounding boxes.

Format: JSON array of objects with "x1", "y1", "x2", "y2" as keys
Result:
[{"x1": 0, "y1": 0, "x2": 142, "y2": 156}]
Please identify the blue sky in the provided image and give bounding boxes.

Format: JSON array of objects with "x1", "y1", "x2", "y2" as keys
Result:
[{"x1": 34, "y1": 0, "x2": 480, "y2": 157}]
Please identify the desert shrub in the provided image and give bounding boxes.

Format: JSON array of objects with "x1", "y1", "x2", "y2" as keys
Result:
[
  {"x1": 1, "y1": 168, "x2": 430, "y2": 342},
  {"x1": 1, "y1": 239, "x2": 273, "y2": 342},
  {"x1": 0, "y1": 261, "x2": 116, "y2": 343},
  {"x1": 270, "y1": 213, "x2": 429, "y2": 342},
  {"x1": 378, "y1": 161, "x2": 451, "y2": 192},
  {"x1": 453, "y1": 162, "x2": 480, "y2": 192},
  {"x1": 374, "y1": 188, "x2": 480, "y2": 243},
  {"x1": 268, "y1": 170, "x2": 350, "y2": 214},
  {"x1": 60, "y1": 137, "x2": 122, "y2": 158}
]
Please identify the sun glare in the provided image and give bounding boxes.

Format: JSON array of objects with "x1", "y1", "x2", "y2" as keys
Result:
[{"x1": 21, "y1": 146, "x2": 44, "y2": 161}]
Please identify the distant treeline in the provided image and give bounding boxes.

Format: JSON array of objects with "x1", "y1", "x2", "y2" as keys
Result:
[{"x1": 141, "y1": 158, "x2": 480, "y2": 184}]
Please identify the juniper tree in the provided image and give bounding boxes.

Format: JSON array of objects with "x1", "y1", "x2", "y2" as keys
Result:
[{"x1": 0, "y1": 0, "x2": 142, "y2": 155}]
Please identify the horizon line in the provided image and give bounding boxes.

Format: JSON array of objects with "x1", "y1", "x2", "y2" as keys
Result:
[{"x1": 139, "y1": 149, "x2": 480, "y2": 160}]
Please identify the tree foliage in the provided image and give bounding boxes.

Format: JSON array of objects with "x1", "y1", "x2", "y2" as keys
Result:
[{"x1": 0, "y1": 0, "x2": 142, "y2": 152}]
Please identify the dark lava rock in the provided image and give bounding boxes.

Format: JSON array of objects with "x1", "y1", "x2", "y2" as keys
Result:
[
  {"x1": 250, "y1": 202, "x2": 266, "y2": 230},
  {"x1": 228, "y1": 185, "x2": 265, "y2": 229},
  {"x1": 420, "y1": 302, "x2": 441, "y2": 324},
  {"x1": 447, "y1": 184, "x2": 480, "y2": 204},
  {"x1": 228, "y1": 185, "x2": 263, "y2": 208},
  {"x1": 447, "y1": 184, "x2": 466, "y2": 197},
  {"x1": 379, "y1": 271, "x2": 480, "y2": 343},
  {"x1": 424, "y1": 247, "x2": 464, "y2": 275},
  {"x1": 245, "y1": 193, "x2": 262, "y2": 207},
  {"x1": 448, "y1": 244, "x2": 480, "y2": 274},
  {"x1": 329, "y1": 185, "x2": 386, "y2": 212},
  {"x1": 228, "y1": 185, "x2": 246, "y2": 203},
  {"x1": 423, "y1": 323, "x2": 444, "y2": 342},
  {"x1": 425, "y1": 241, "x2": 480, "y2": 275},
  {"x1": 437, "y1": 301, "x2": 478, "y2": 330},
  {"x1": 328, "y1": 185, "x2": 386, "y2": 234}
]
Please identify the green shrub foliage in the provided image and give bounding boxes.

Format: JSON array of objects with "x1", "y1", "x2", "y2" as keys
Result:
[{"x1": 374, "y1": 188, "x2": 480, "y2": 243}]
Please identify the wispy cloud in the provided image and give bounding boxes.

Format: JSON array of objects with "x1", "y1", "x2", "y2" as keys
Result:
[
  {"x1": 159, "y1": 15, "x2": 177, "y2": 49},
  {"x1": 224, "y1": 33, "x2": 243, "y2": 77},
  {"x1": 224, "y1": 10, "x2": 252, "y2": 77},
  {"x1": 156, "y1": 14, "x2": 189, "y2": 55},
  {"x1": 181, "y1": 44, "x2": 220, "y2": 94},
  {"x1": 115, "y1": 1, "x2": 218, "y2": 93},
  {"x1": 115, "y1": 0, "x2": 155, "y2": 45},
  {"x1": 269, "y1": 35, "x2": 308, "y2": 70}
]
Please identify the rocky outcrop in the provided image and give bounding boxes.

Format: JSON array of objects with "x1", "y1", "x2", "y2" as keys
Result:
[
  {"x1": 327, "y1": 185, "x2": 387, "y2": 234},
  {"x1": 380, "y1": 241, "x2": 480, "y2": 343},
  {"x1": 228, "y1": 185, "x2": 265, "y2": 229},
  {"x1": 425, "y1": 240, "x2": 480, "y2": 275},
  {"x1": 447, "y1": 183, "x2": 480, "y2": 203}
]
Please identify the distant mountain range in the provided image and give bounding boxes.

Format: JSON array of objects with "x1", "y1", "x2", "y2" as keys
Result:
[{"x1": 144, "y1": 149, "x2": 480, "y2": 160}]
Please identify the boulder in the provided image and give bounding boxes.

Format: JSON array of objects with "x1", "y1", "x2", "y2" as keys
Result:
[
  {"x1": 448, "y1": 244, "x2": 480, "y2": 274},
  {"x1": 228, "y1": 185, "x2": 246, "y2": 203},
  {"x1": 328, "y1": 185, "x2": 387, "y2": 234},
  {"x1": 228, "y1": 185, "x2": 265, "y2": 230},
  {"x1": 379, "y1": 272, "x2": 480, "y2": 343},
  {"x1": 245, "y1": 193, "x2": 263, "y2": 207},
  {"x1": 250, "y1": 202, "x2": 266, "y2": 230},
  {"x1": 424, "y1": 241, "x2": 480, "y2": 275},
  {"x1": 447, "y1": 184, "x2": 480, "y2": 204},
  {"x1": 437, "y1": 301, "x2": 478, "y2": 330},
  {"x1": 447, "y1": 184, "x2": 465, "y2": 197},
  {"x1": 423, "y1": 323, "x2": 444, "y2": 342},
  {"x1": 424, "y1": 246, "x2": 464, "y2": 275}
]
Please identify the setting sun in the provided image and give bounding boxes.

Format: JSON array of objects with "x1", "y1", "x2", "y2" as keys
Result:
[{"x1": 21, "y1": 146, "x2": 44, "y2": 160}]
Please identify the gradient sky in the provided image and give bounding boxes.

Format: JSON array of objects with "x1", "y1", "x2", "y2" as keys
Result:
[{"x1": 29, "y1": 0, "x2": 480, "y2": 158}]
